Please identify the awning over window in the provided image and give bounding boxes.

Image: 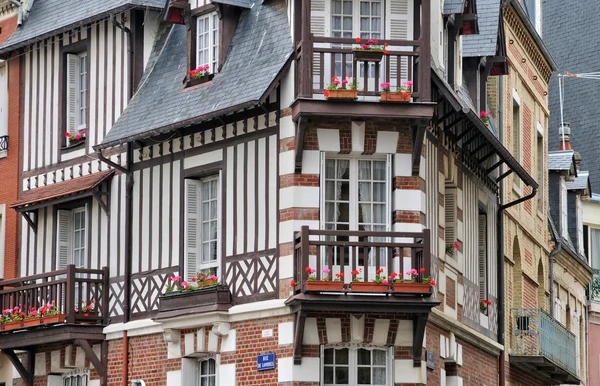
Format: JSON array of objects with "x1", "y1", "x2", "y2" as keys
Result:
[{"x1": 11, "y1": 170, "x2": 115, "y2": 211}]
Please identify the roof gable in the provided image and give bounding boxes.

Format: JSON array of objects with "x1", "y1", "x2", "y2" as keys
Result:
[{"x1": 463, "y1": 0, "x2": 500, "y2": 57}]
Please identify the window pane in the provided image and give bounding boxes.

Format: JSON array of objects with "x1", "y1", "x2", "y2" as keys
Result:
[
  {"x1": 335, "y1": 348, "x2": 348, "y2": 364},
  {"x1": 357, "y1": 367, "x2": 371, "y2": 384},
  {"x1": 335, "y1": 367, "x2": 349, "y2": 384},
  {"x1": 357, "y1": 349, "x2": 370, "y2": 365},
  {"x1": 324, "y1": 348, "x2": 334, "y2": 364},
  {"x1": 332, "y1": 0, "x2": 342, "y2": 14},
  {"x1": 372, "y1": 349, "x2": 386, "y2": 365},
  {"x1": 360, "y1": 2, "x2": 370, "y2": 14},
  {"x1": 372, "y1": 367, "x2": 386, "y2": 385},
  {"x1": 343, "y1": 0, "x2": 352, "y2": 14},
  {"x1": 324, "y1": 366, "x2": 334, "y2": 384}
]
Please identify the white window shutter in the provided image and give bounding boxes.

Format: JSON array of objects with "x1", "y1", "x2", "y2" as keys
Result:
[
  {"x1": 445, "y1": 188, "x2": 456, "y2": 245},
  {"x1": 311, "y1": 0, "x2": 329, "y2": 87},
  {"x1": 478, "y1": 213, "x2": 487, "y2": 299},
  {"x1": 185, "y1": 179, "x2": 201, "y2": 280},
  {"x1": 57, "y1": 210, "x2": 73, "y2": 270},
  {"x1": 66, "y1": 54, "x2": 79, "y2": 134},
  {"x1": 386, "y1": 0, "x2": 410, "y2": 82}
]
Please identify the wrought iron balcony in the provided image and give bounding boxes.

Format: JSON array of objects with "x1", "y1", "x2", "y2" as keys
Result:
[
  {"x1": 0, "y1": 265, "x2": 109, "y2": 350},
  {"x1": 510, "y1": 308, "x2": 579, "y2": 384},
  {"x1": 0, "y1": 135, "x2": 7, "y2": 152}
]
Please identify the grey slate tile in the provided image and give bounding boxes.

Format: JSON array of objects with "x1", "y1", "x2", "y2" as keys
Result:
[
  {"x1": 548, "y1": 150, "x2": 575, "y2": 171},
  {"x1": 0, "y1": 0, "x2": 164, "y2": 54},
  {"x1": 443, "y1": 0, "x2": 465, "y2": 15},
  {"x1": 99, "y1": 0, "x2": 292, "y2": 148},
  {"x1": 463, "y1": 0, "x2": 500, "y2": 57},
  {"x1": 567, "y1": 171, "x2": 590, "y2": 192}
]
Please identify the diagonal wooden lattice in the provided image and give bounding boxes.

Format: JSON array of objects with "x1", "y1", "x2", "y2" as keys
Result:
[
  {"x1": 224, "y1": 252, "x2": 277, "y2": 302},
  {"x1": 108, "y1": 280, "x2": 124, "y2": 317},
  {"x1": 463, "y1": 279, "x2": 480, "y2": 324},
  {"x1": 130, "y1": 268, "x2": 177, "y2": 314}
]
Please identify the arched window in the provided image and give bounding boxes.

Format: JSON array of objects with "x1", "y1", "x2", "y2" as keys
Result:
[{"x1": 63, "y1": 370, "x2": 89, "y2": 386}]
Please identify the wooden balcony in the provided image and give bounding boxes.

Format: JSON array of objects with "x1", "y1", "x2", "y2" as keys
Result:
[
  {"x1": 0, "y1": 265, "x2": 109, "y2": 350},
  {"x1": 510, "y1": 308, "x2": 580, "y2": 384},
  {"x1": 286, "y1": 226, "x2": 439, "y2": 366}
]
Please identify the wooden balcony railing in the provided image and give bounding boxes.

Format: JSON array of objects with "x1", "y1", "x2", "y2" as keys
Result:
[
  {"x1": 0, "y1": 265, "x2": 109, "y2": 328},
  {"x1": 292, "y1": 226, "x2": 431, "y2": 294},
  {"x1": 296, "y1": 35, "x2": 431, "y2": 102}
]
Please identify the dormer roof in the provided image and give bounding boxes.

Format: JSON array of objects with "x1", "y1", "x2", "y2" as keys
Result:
[
  {"x1": 548, "y1": 150, "x2": 577, "y2": 175},
  {"x1": 567, "y1": 170, "x2": 591, "y2": 195},
  {"x1": 462, "y1": 0, "x2": 500, "y2": 57}
]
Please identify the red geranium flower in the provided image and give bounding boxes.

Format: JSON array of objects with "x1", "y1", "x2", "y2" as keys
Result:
[
  {"x1": 376, "y1": 268, "x2": 384, "y2": 274},
  {"x1": 290, "y1": 279, "x2": 296, "y2": 287},
  {"x1": 324, "y1": 90, "x2": 330, "y2": 98},
  {"x1": 419, "y1": 267, "x2": 425, "y2": 273},
  {"x1": 351, "y1": 270, "x2": 360, "y2": 276},
  {"x1": 383, "y1": 49, "x2": 389, "y2": 55},
  {"x1": 429, "y1": 280, "x2": 436, "y2": 286},
  {"x1": 355, "y1": 37, "x2": 361, "y2": 43}
]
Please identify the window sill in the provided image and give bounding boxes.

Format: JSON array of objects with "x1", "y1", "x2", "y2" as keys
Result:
[
  {"x1": 185, "y1": 74, "x2": 214, "y2": 89},
  {"x1": 0, "y1": 150, "x2": 6, "y2": 159},
  {"x1": 480, "y1": 312, "x2": 489, "y2": 329},
  {"x1": 61, "y1": 140, "x2": 86, "y2": 153}
]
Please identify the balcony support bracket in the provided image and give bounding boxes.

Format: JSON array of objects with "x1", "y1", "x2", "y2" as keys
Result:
[
  {"x1": 93, "y1": 190, "x2": 110, "y2": 217},
  {"x1": 294, "y1": 117, "x2": 309, "y2": 174},
  {"x1": 75, "y1": 339, "x2": 108, "y2": 385},
  {"x1": 20, "y1": 211, "x2": 37, "y2": 232},
  {"x1": 412, "y1": 313, "x2": 428, "y2": 367},
  {"x1": 412, "y1": 121, "x2": 428, "y2": 176},
  {"x1": 4, "y1": 349, "x2": 34, "y2": 386},
  {"x1": 293, "y1": 310, "x2": 307, "y2": 364}
]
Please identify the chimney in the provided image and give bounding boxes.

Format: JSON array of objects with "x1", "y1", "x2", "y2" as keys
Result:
[
  {"x1": 558, "y1": 122, "x2": 571, "y2": 150},
  {"x1": 574, "y1": 151, "x2": 582, "y2": 172}
]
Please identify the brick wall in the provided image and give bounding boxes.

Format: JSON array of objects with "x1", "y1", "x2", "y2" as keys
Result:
[
  {"x1": 446, "y1": 277, "x2": 456, "y2": 310},
  {"x1": 523, "y1": 275, "x2": 538, "y2": 308},
  {"x1": 0, "y1": 30, "x2": 22, "y2": 280}
]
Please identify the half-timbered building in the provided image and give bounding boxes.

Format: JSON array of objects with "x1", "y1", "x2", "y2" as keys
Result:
[{"x1": 0, "y1": 0, "x2": 541, "y2": 385}]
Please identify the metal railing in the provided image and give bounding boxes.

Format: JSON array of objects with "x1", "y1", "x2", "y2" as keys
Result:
[
  {"x1": 292, "y1": 226, "x2": 431, "y2": 293},
  {"x1": 0, "y1": 135, "x2": 7, "y2": 152},
  {"x1": 511, "y1": 308, "x2": 578, "y2": 377}
]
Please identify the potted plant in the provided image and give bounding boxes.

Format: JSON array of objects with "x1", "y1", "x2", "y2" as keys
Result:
[
  {"x1": 391, "y1": 268, "x2": 435, "y2": 294},
  {"x1": 350, "y1": 268, "x2": 389, "y2": 291},
  {"x1": 2, "y1": 306, "x2": 25, "y2": 331},
  {"x1": 446, "y1": 241, "x2": 460, "y2": 257},
  {"x1": 188, "y1": 65, "x2": 213, "y2": 87},
  {"x1": 160, "y1": 274, "x2": 231, "y2": 313},
  {"x1": 480, "y1": 111, "x2": 492, "y2": 127},
  {"x1": 324, "y1": 76, "x2": 358, "y2": 100},
  {"x1": 379, "y1": 81, "x2": 413, "y2": 102},
  {"x1": 23, "y1": 307, "x2": 42, "y2": 327},
  {"x1": 41, "y1": 301, "x2": 65, "y2": 324},
  {"x1": 304, "y1": 267, "x2": 345, "y2": 291},
  {"x1": 480, "y1": 299, "x2": 492, "y2": 314},
  {"x1": 64, "y1": 128, "x2": 87, "y2": 146},
  {"x1": 352, "y1": 37, "x2": 389, "y2": 62}
]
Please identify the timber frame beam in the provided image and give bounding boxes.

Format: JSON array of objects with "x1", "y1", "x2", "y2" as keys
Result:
[
  {"x1": 75, "y1": 339, "x2": 109, "y2": 386},
  {"x1": 4, "y1": 349, "x2": 34, "y2": 386},
  {"x1": 20, "y1": 211, "x2": 37, "y2": 232},
  {"x1": 294, "y1": 117, "x2": 308, "y2": 174}
]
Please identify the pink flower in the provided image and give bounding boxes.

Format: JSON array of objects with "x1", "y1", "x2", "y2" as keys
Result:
[
  {"x1": 322, "y1": 268, "x2": 331, "y2": 274},
  {"x1": 342, "y1": 79, "x2": 348, "y2": 85},
  {"x1": 361, "y1": 43, "x2": 368, "y2": 49},
  {"x1": 368, "y1": 39, "x2": 374, "y2": 43},
  {"x1": 334, "y1": 79, "x2": 340, "y2": 85},
  {"x1": 65, "y1": 132, "x2": 72, "y2": 139},
  {"x1": 382, "y1": 279, "x2": 389, "y2": 285},
  {"x1": 480, "y1": 111, "x2": 488, "y2": 118},
  {"x1": 403, "y1": 80, "x2": 413, "y2": 88},
  {"x1": 173, "y1": 275, "x2": 181, "y2": 282},
  {"x1": 74, "y1": 134, "x2": 81, "y2": 141},
  {"x1": 181, "y1": 281, "x2": 188, "y2": 287},
  {"x1": 80, "y1": 129, "x2": 86, "y2": 136}
]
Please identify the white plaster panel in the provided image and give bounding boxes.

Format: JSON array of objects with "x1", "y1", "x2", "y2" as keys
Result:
[
  {"x1": 303, "y1": 317, "x2": 320, "y2": 345},
  {"x1": 302, "y1": 150, "x2": 321, "y2": 174},
  {"x1": 372, "y1": 319, "x2": 390, "y2": 346},
  {"x1": 220, "y1": 364, "x2": 236, "y2": 386},
  {"x1": 350, "y1": 315, "x2": 365, "y2": 343},
  {"x1": 394, "y1": 360, "x2": 426, "y2": 383},
  {"x1": 34, "y1": 353, "x2": 45, "y2": 376},
  {"x1": 457, "y1": 283, "x2": 464, "y2": 306},
  {"x1": 51, "y1": 350, "x2": 61, "y2": 372},
  {"x1": 279, "y1": 150, "x2": 295, "y2": 176},
  {"x1": 183, "y1": 150, "x2": 223, "y2": 170},
  {"x1": 185, "y1": 332, "x2": 195, "y2": 356},
  {"x1": 207, "y1": 330, "x2": 219, "y2": 352},
  {"x1": 376, "y1": 131, "x2": 399, "y2": 154},
  {"x1": 393, "y1": 222, "x2": 424, "y2": 233},
  {"x1": 457, "y1": 344, "x2": 463, "y2": 366},
  {"x1": 64, "y1": 345, "x2": 74, "y2": 367},
  {"x1": 440, "y1": 369, "x2": 447, "y2": 386},
  {"x1": 447, "y1": 376, "x2": 464, "y2": 386},
  {"x1": 440, "y1": 335, "x2": 447, "y2": 358},
  {"x1": 166, "y1": 370, "x2": 182, "y2": 386},
  {"x1": 438, "y1": 271, "x2": 446, "y2": 294},
  {"x1": 279, "y1": 322, "x2": 294, "y2": 345},
  {"x1": 167, "y1": 330, "x2": 182, "y2": 359},
  {"x1": 351, "y1": 121, "x2": 365, "y2": 153},
  {"x1": 395, "y1": 320, "x2": 413, "y2": 346},
  {"x1": 47, "y1": 375, "x2": 63, "y2": 386},
  {"x1": 317, "y1": 128, "x2": 341, "y2": 152},
  {"x1": 75, "y1": 347, "x2": 85, "y2": 368},
  {"x1": 197, "y1": 327, "x2": 206, "y2": 351},
  {"x1": 221, "y1": 329, "x2": 237, "y2": 352},
  {"x1": 394, "y1": 153, "x2": 413, "y2": 177},
  {"x1": 278, "y1": 357, "x2": 320, "y2": 382},
  {"x1": 280, "y1": 116, "x2": 295, "y2": 139},
  {"x1": 279, "y1": 220, "x2": 320, "y2": 244},
  {"x1": 88, "y1": 381, "x2": 100, "y2": 386},
  {"x1": 325, "y1": 318, "x2": 342, "y2": 344},
  {"x1": 279, "y1": 186, "x2": 320, "y2": 209},
  {"x1": 393, "y1": 189, "x2": 424, "y2": 211},
  {"x1": 279, "y1": 254, "x2": 294, "y2": 279}
]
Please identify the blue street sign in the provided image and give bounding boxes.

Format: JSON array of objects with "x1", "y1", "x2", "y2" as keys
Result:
[{"x1": 257, "y1": 353, "x2": 276, "y2": 371}]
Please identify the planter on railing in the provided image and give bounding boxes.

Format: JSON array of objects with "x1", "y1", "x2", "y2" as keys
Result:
[
  {"x1": 43, "y1": 314, "x2": 66, "y2": 325},
  {"x1": 159, "y1": 285, "x2": 231, "y2": 313},
  {"x1": 325, "y1": 89, "x2": 358, "y2": 100},
  {"x1": 3, "y1": 320, "x2": 22, "y2": 331},
  {"x1": 350, "y1": 282, "x2": 388, "y2": 292},
  {"x1": 352, "y1": 49, "x2": 384, "y2": 62},
  {"x1": 189, "y1": 73, "x2": 214, "y2": 87},
  {"x1": 391, "y1": 282, "x2": 431, "y2": 294},
  {"x1": 380, "y1": 92, "x2": 411, "y2": 103},
  {"x1": 305, "y1": 281, "x2": 345, "y2": 292},
  {"x1": 23, "y1": 318, "x2": 42, "y2": 328}
]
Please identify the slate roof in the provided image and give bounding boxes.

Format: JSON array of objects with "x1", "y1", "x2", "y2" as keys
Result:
[
  {"x1": 548, "y1": 215, "x2": 587, "y2": 263},
  {"x1": 99, "y1": 0, "x2": 292, "y2": 148},
  {"x1": 11, "y1": 170, "x2": 115, "y2": 210},
  {"x1": 212, "y1": 0, "x2": 254, "y2": 8},
  {"x1": 548, "y1": 150, "x2": 575, "y2": 172},
  {"x1": 443, "y1": 0, "x2": 465, "y2": 15},
  {"x1": 567, "y1": 170, "x2": 590, "y2": 192},
  {"x1": 0, "y1": 0, "x2": 164, "y2": 55},
  {"x1": 462, "y1": 0, "x2": 500, "y2": 57}
]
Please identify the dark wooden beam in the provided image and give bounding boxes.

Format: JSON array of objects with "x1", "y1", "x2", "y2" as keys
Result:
[
  {"x1": 496, "y1": 169, "x2": 513, "y2": 183},
  {"x1": 76, "y1": 339, "x2": 106, "y2": 381},
  {"x1": 295, "y1": 118, "x2": 308, "y2": 174},
  {"x1": 20, "y1": 212, "x2": 37, "y2": 232},
  {"x1": 412, "y1": 123, "x2": 426, "y2": 176},
  {"x1": 293, "y1": 311, "x2": 307, "y2": 365},
  {"x1": 4, "y1": 349, "x2": 33, "y2": 386},
  {"x1": 93, "y1": 191, "x2": 110, "y2": 216},
  {"x1": 413, "y1": 314, "x2": 428, "y2": 367},
  {"x1": 485, "y1": 160, "x2": 504, "y2": 175},
  {"x1": 292, "y1": 99, "x2": 435, "y2": 121}
]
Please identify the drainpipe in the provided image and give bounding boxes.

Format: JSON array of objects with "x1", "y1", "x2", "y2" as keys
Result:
[
  {"x1": 122, "y1": 331, "x2": 129, "y2": 386},
  {"x1": 548, "y1": 232, "x2": 561, "y2": 317},
  {"x1": 8, "y1": 0, "x2": 23, "y2": 27},
  {"x1": 497, "y1": 74, "x2": 506, "y2": 386},
  {"x1": 123, "y1": 142, "x2": 134, "y2": 323}
]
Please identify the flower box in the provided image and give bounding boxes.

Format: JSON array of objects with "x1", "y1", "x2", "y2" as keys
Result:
[
  {"x1": 380, "y1": 92, "x2": 411, "y2": 102},
  {"x1": 305, "y1": 280, "x2": 345, "y2": 292},
  {"x1": 42, "y1": 314, "x2": 66, "y2": 325},
  {"x1": 325, "y1": 89, "x2": 358, "y2": 100},
  {"x1": 352, "y1": 49, "x2": 384, "y2": 62},
  {"x1": 23, "y1": 318, "x2": 42, "y2": 328},
  {"x1": 3, "y1": 320, "x2": 22, "y2": 331},
  {"x1": 391, "y1": 282, "x2": 431, "y2": 294},
  {"x1": 159, "y1": 285, "x2": 231, "y2": 313},
  {"x1": 189, "y1": 73, "x2": 214, "y2": 87},
  {"x1": 350, "y1": 282, "x2": 389, "y2": 292}
]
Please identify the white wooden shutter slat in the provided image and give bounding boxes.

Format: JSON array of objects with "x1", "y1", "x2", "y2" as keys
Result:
[
  {"x1": 66, "y1": 54, "x2": 79, "y2": 134},
  {"x1": 445, "y1": 189, "x2": 456, "y2": 245},
  {"x1": 57, "y1": 210, "x2": 72, "y2": 270},
  {"x1": 386, "y1": 0, "x2": 411, "y2": 82},
  {"x1": 478, "y1": 213, "x2": 486, "y2": 299},
  {"x1": 311, "y1": 0, "x2": 329, "y2": 87},
  {"x1": 185, "y1": 179, "x2": 201, "y2": 280}
]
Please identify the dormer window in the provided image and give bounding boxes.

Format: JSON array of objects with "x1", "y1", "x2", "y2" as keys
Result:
[
  {"x1": 61, "y1": 39, "x2": 90, "y2": 149},
  {"x1": 197, "y1": 12, "x2": 219, "y2": 74}
]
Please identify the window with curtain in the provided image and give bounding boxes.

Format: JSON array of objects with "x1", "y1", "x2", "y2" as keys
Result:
[
  {"x1": 63, "y1": 370, "x2": 89, "y2": 386},
  {"x1": 322, "y1": 156, "x2": 390, "y2": 277},
  {"x1": 196, "y1": 12, "x2": 220, "y2": 74},
  {"x1": 323, "y1": 347, "x2": 388, "y2": 385},
  {"x1": 197, "y1": 358, "x2": 216, "y2": 386}
]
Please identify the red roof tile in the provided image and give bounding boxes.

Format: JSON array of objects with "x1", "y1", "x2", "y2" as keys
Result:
[{"x1": 11, "y1": 170, "x2": 115, "y2": 209}]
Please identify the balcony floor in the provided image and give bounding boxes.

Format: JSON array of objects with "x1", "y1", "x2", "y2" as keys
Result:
[
  {"x1": 291, "y1": 97, "x2": 435, "y2": 121},
  {"x1": 510, "y1": 355, "x2": 580, "y2": 385},
  {"x1": 0, "y1": 324, "x2": 105, "y2": 351}
]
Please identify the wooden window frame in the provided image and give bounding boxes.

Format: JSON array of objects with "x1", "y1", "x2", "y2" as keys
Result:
[
  {"x1": 54, "y1": 197, "x2": 91, "y2": 270},
  {"x1": 478, "y1": 204, "x2": 487, "y2": 311}
]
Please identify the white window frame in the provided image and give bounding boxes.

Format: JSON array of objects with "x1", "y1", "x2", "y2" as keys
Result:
[
  {"x1": 65, "y1": 52, "x2": 87, "y2": 145},
  {"x1": 196, "y1": 12, "x2": 220, "y2": 74},
  {"x1": 185, "y1": 173, "x2": 222, "y2": 280},
  {"x1": 197, "y1": 357, "x2": 217, "y2": 386},
  {"x1": 72, "y1": 208, "x2": 86, "y2": 268},
  {"x1": 62, "y1": 369, "x2": 89, "y2": 386},
  {"x1": 56, "y1": 206, "x2": 87, "y2": 270},
  {"x1": 554, "y1": 296, "x2": 562, "y2": 324},
  {"x1": 577, "y1": 197, "x2": 584, "y2": 254},
  {"x1": 321, "y1": 345, "x2": 393, "y2": 386}
]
